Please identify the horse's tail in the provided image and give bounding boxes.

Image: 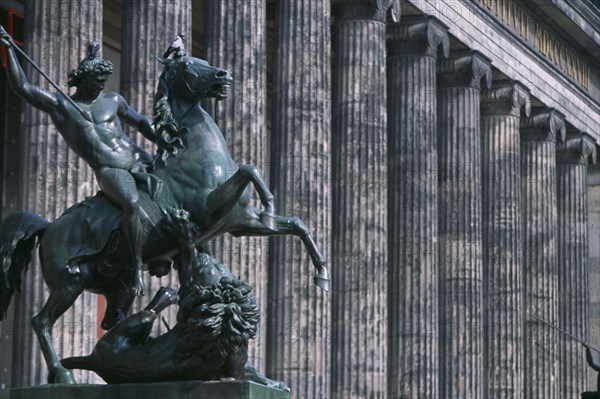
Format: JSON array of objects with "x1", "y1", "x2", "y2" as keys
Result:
[{"x1": 0, "y1": 212, "x2": 50, "y2": 320}]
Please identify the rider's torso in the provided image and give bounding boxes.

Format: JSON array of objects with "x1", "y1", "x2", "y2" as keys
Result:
[{"x1": 54, "y1": 93, "x2": 136, "y2": 170}]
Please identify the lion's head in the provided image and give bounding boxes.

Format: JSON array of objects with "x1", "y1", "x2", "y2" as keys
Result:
[{"x1": 175, "y1": 276, "x2": 260, "y2": 370}]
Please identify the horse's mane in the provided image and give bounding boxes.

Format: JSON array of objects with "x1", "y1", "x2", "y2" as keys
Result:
[
  {"x1": 152, "y1": 57, "x2": 187, "y2": 169},
  {"x1": 175, "y1": 276, "x2": 260, "y2": 369}
]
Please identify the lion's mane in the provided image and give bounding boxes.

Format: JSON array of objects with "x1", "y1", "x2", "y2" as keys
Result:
[{"x1": 175, "y1": 277, "x2": 260, "y2": 369}]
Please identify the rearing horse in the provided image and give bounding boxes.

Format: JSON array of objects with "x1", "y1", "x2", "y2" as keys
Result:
[{"x1": 0, "y1": 54, "x2": 330, "y2": 384}]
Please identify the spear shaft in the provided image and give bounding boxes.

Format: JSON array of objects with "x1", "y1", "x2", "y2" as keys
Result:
[
  {"x1": 534, "y1": 315, "x2": 600, "y2": 353},
  {"x1": 2, "y1": 28, "x2": 92, "y2": 122}
]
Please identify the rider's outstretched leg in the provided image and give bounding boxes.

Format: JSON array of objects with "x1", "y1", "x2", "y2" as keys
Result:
[
  {"x1": 96, "y1": 167, "x2": 146, "y2": 296},
  {"x1": 122, "y1": 200, "x2": 145, "y2": 296}
]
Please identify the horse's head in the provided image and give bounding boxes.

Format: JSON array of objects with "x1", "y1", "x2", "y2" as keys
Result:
[
  {"x1": 153, "y1": 56, "x2": 233, "y2": 168},
  {"x1": 158, "y1": 56, "x2": 233, "y2": 103}
]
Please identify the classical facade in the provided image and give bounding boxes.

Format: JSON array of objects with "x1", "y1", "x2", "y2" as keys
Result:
[{"x1": 0, "y1": 0, "x2": 599, "y2": 398}]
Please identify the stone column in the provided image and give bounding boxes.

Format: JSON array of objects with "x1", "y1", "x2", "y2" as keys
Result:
[
  {"x1": 202, "y1": 0, "x2": 268, "y2": 371},
  {"x1": 480, "y1": 82, "x2": 530, "y2": 398},
  {"x1": 11, "y1": 0, "x2": 102, "y2": 387},
  {"x1": 120, "y1": 0, "x2": 192, "y2": 152},
  {"x1": 386, "y1": 16, "x2": 448, "y2": 399},
  {"x1": 520, "y1": 108, "x2": 565, "y2": 398},
  {"x1": 589, "y1": 164, "x2": 600, "y2": 388},
  {"x1": 330, "y1": 2, "x2": 396, "y2": 397},
  {"x1": 437, "y1": 52, "x2": 491, "y2": 399},
  {"x1": 119, "y1": 0, "x2": 192, "y2": 335},
  {"x1": 267, "y1": 1, "x2": 331, "y2": 398},
  {"x1": 557, "y1": 133, "x2": 596, "y2": 398}
]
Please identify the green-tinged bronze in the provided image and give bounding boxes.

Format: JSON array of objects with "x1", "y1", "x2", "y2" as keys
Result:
[
  {"x1": 0, "y1": 27, "x2": 154, "y2": 298},
  {"x1": 59, "y1": 209, "x2": 288, "y2": 391},
  {"x1": 0, "y1": 29, "x2": 329, "y2": 386}
]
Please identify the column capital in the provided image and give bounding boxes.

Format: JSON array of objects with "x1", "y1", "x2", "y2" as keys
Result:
[
  {"x1": 387, "y1": 16, "x2": 449, "y2": 58},
  {"x1": 332, "y1": 0, "x2": 400, "y2": 23},
  {"x1": 481, "y1": 81, "x2": 531, "y2": 117},
  {"x1": 520, "y1": 108, "x2": 566, "y2": 143},
  {"x1": 557, "y1": 133, "x2": 597, "y2": 165},
  {"x1": 437, "y1": 51, "x2": 492, "y2": 89}
]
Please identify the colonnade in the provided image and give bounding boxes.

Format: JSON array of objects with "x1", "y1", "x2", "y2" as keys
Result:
[{"x1": 4, "y1": 1, "x2": 596, "y2": 398}]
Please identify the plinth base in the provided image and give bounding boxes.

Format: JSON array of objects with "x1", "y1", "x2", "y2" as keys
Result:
[{"x1": 11, "y1": 380, "x2": 290, "y2": 399}]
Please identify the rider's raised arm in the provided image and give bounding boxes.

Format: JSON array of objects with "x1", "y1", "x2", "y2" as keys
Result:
[
  {"x1": 0, "y1": 32, "x2": 58, "y2": 112},
  {"x1": 116, "y1": 94, "x2": 155, "y2": 142}
]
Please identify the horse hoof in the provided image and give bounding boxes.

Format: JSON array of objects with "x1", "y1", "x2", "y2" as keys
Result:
[
  {"x1": 260, "y1": 212, "x2": 277, "y2": 231},
  {"x1": 314, "y1": 274, "x2": 331, "y2": 292}
]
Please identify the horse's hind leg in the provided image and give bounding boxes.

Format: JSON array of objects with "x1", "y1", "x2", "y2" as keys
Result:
[
  {"x1": 230, "y1": 208, "x2": 330, "y2": 291},
  {"x1": 32, "y1": 283, "x2": 87, "y2": 383}
]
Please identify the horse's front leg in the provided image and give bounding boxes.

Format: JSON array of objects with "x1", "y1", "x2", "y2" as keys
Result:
[
  {"x1": 206, "y1": 165, "x2": 276, "y2": 229},
  {"x1": 230, "y1": 208, "x2": 330, "y2": 291}
]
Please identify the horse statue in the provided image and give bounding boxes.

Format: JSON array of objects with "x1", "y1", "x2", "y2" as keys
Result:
[{"x1": 0, "y1": 53, "x2": 330, "y2": 384}]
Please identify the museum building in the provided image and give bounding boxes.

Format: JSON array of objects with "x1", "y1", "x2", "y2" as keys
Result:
[{"x1": 0, "y1": 0, "x2": 599, "y2": 398}]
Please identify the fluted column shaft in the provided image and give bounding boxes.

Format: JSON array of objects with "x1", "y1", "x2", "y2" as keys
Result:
[
  {"x1": 386, "y1": 17, "x2": 448, "y2": 399},
  {"x1": 437, "y1": 52, "x2": 491, "y2": 399},
  {"x1": 331, "y1": 2, "x2": 389, "y2": 397},
  {"x1": 557, "y1": 134, "x2": 596, "y2": 398},
  {"x1": 520, "y1": 108, "x2": 565, "y2": 398},
  {"x1": 121, "y1": 0, "x2": 191, "y2": 152},
  {"x1": 120, "y1": 0, "x2": 192, "y2": 336},
  {"x1": 267, "y1": 1, "x2": 331, "y2": 398},
  {"x1": 203, "y1": 0, "x2": 267, "y2": 370},
  {"x1": 12, "y1": 0, "x2": 102, "y2": 387},
  {"x1": 480, "y1": 82, "x2": 530, "y2": 398}
]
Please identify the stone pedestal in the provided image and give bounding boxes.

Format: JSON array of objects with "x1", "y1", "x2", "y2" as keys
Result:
[
  {"x1": 11, "y1": 381, "x2": 290, "y2": 399},
  {"x1": 557, "y1": 134, "x2": 596, "y2": 398},
  {"x1": 119, "y1": 0, "x2": 192, "y2": 337},
  {"x1": 12, "y1": 0, "x2": 102, "y2": 387},
  {"x1": 330, "y1": 2, "x2": 389, "y2": 398},
  {"x1": 520, "y1": 108, "x2": 565, "y2": 399},
  {"x1": 267, "y1": 1, "x2": 331, "y2": 398},
  {"x1": 386, "y1": 16, "x2": 448, "y2": 399},
  {"x1": 437, "y1": 52, "x2": 491, "y2": 399},
  {"x1": 480, "y1": 82, "x2": 530, "y2": 398},
  {"x1": 203, "y1": 0, "x2": 268, "y2": 370}
]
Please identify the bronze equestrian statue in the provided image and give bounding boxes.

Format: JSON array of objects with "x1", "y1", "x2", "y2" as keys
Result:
[{"x1": 0, "y1": 31, "x2": 329, "y2": 384}]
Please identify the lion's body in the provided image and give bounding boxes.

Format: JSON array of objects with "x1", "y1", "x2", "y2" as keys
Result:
[{"x1": 62, "y1": 274, "x2": 258, "y2": 384}]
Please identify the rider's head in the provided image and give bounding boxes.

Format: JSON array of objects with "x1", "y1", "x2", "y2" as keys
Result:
[{"x1": 67, "y1": 41, "x2": 113, "y2": 89}]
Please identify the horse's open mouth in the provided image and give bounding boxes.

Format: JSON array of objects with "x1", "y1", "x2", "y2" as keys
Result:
[{"x1": 212, "y1": 83, "x2": 231, "y2": 99}]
